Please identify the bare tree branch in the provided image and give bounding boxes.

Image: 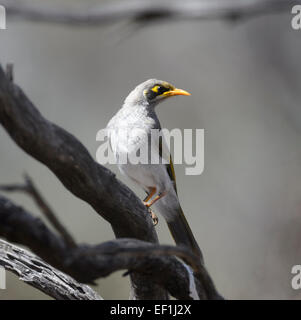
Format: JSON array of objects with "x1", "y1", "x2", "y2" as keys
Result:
[
  {"x1": 1, "y1": 0, "x2": 298, "y2": 27},
  {"x1": 0, "y1": 64, "x2": 221, "y2": 299},
  {"x1": 0, "y1": 64, "x2": 165, "y2": 300},
  {"x1": 0, "y1": 0, "x2": 289, "y2": 301},
  {"x1": 0, "y1": 194, "x2": 221, "y2": 300},
  {"x1": 0, "y1": 239, "x2": 102, "y2": 300}
]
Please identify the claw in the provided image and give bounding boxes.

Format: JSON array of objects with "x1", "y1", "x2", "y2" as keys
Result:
[
  {"x1": 150, "y1": 209, "x2": 158, "y2": 226},
  {"x1": 143, "y1": 204, "x2": 158, "y2": 226}
]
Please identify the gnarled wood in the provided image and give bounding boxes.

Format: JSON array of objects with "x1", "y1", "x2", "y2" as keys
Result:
[
  {"x1": 0, "y1": 239, "x2": 103, "y2": 300},
  {"x1": 0, "y1": 195, "x2": 219, "y2": 300},
  {"x1": 0, "y1": 64, "x2": 221, "y2": 299}
]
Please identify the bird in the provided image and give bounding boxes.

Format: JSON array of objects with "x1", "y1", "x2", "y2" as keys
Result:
[{"x1": 107, "y1": 79, "x2": 202, "y2": 258}]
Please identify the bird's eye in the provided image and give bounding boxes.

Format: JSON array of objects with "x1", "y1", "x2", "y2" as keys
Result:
[
  {"x1": 153, "y1": 86, "x2": 169, "y2": 95},
  {"x1": 146, "y1": 85, "x2": 170, "y2": 100}
]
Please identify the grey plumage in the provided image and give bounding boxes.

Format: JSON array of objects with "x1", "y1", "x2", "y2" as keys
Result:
[{"x1": 107, "y1": 79, "x2": 201, "y2": 258}]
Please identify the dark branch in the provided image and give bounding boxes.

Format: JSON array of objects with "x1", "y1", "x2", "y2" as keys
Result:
[
  {"x1": 0, "y1": 239, "x2": 102, "y2": 300},
  {"x1": 0, "y1": 64, "x2": 164, "y2": 300},
  {"x1": 1, "y1": 0, "x2": 298, "y2": 27},
  {"x1": 0, "y1": 64, "x2": 222, "y2": 299},
  {"x1": 0, "y1": 194, "x2": 219, "y2": 300},
  {"x1": 0, "y1": 65, "x2": 155, "y2": 242}
]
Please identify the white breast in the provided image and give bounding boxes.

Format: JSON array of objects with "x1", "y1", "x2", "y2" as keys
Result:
[{"x1": 107, "y1": 105, "x2": 172, "y2": 194}]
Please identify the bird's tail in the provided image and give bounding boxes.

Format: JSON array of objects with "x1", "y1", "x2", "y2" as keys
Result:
[
  {"x1": 166, "y1": 206, "x2": 202, "y2": 259},
  {"x1": 153, "y1": 190, "x2": 202, "y2": 259}
]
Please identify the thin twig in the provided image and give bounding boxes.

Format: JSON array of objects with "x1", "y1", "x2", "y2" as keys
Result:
[{"x1": 0, "y1": 175, "x2": 77, "y2": 248}]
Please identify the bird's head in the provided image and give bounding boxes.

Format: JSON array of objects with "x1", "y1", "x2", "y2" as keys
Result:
[{"x1": 124, "y1": 79, "x2": 190, "y2": 108}]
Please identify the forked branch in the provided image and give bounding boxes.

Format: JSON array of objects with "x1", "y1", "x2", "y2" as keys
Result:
[
  {"x1": 0, "y1": 64, "x2": 221, "y2": 299},
  {"x1": 0, "y1": 194, "x2": 212, "y2": 300}
]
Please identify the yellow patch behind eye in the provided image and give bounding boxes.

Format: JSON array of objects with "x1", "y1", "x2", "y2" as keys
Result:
[{"x1": 151, "y1": 85, "x2": 160, "y2": 93}]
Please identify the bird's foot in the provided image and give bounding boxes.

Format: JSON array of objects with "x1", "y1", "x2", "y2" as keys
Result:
[
  {"x1": 143, "y1": 203, "x2": 158, "y2": 226},
  {"x1": 150, "y1": 209, "x2": 159, "y2": 226}
]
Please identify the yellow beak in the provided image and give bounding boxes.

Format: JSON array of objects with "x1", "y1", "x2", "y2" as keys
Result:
[{"x1": 163, "y1": 88, "x2": 191, "y2": 97}]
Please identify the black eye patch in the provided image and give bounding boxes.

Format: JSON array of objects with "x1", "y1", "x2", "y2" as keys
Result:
[
  {"x1": 156, "y1": 86, "x2": 170, "y2": 95},
  {"x1": 146, "y1": 85, "x2": 170, "y2": 100}
]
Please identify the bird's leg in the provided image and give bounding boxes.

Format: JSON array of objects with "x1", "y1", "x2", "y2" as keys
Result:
[
  {"x1": 143, "y1": 187, "x2": 156, "y2": 205},
  {"x1": 143, "y1": 187, "x2": 158, "y2": 225},
  {"x1": 145, "y1": 191, "x2": 167, "y2": 208}
]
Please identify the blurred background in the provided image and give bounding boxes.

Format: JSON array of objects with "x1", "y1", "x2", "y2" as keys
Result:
[{"x1": 1, "y1": 0, "x2": 301, "y2": 299}]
